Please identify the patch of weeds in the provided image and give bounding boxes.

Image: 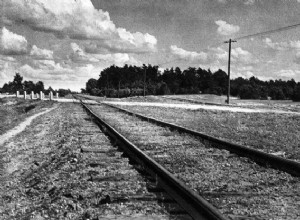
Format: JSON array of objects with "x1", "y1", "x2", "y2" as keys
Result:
[{"x1": 24, "y1": 105, "x2": 36, "y2": 113}]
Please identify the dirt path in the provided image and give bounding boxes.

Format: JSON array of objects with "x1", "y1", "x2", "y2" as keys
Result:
[{"x1": 0, "y1": 106, "x2": 57, "y2": 147}]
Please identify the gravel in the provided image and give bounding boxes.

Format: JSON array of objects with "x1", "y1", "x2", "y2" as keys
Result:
[{"x1": 88, "y1": 104, "x2": 300, "y2": 220}]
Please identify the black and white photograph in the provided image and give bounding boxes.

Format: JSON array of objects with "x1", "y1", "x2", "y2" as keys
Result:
[{"x1": 0, "y1": 0, "x2": 300, "y2": 219}]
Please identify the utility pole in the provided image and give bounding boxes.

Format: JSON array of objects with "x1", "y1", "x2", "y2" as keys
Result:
[
  {"x1": 143, "y1": 67, "x2": 146, "y2": 97},
  {"x1": 118, "y1": 80, "x2": 120, "y2": 98},
  {"x1": 224, "y1": 39, "x2": 236, "y2": 104}
]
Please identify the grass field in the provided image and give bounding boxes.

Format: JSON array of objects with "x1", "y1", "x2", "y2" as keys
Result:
[{"x1": 164, "y1": 94, "x2": 300, "y2": 111}]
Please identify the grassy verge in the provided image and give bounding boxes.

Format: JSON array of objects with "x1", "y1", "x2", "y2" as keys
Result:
[{"x1": 0, "y1": 97, "x2": 55, "y2": 136}]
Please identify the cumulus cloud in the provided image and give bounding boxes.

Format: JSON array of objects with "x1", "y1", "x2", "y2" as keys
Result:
[
  {"x1": 69, "y1": 42, "x2": 140, "y2": 65},
  {"x1": 0, "y1": 27, "x2": 28, "y2": 55},
  {"x1": 69, "y1": 43, "x2": 99, "y2": 63},
  {"x1": 170, "y1": 45, "x2": 208, "y2": 62},
  {"x1": 30, "y1": 45, "x2": 54, "y2": 60},
  {"x1": 264, "y1": 38, "x2": 300, "y2": 51},
  {"x1": 209, "y1": 47, "x2": 228, "y2": 61},
  {"x1": 277, "y1": 69, "x2": 300, "y2": 79},
  {"x1": 3, "y1": 0, "x2": 157, "y2": 53},
  {"x1": 215, "y1": 20, "x2": 240, "y2": 36},
  {"x1": 231, "y1": 47, "x2": 257, "y2": 64}
]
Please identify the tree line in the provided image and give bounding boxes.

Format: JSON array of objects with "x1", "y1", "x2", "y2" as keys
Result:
[
  {"x1": 84, "y1": 64, "x2": 300, "y2": 101},
  {"x1": 0, "y1": 73, "x2": 72, "y2": 97}
]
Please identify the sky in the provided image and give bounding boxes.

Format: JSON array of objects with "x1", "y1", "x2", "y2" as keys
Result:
[{"x1": 0, "y1": 0, "x2": 300, "y2": 91}]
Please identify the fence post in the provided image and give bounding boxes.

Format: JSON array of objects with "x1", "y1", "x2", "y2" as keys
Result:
[
  {"x1": 50, "y1": 91, "x2": 53, "y2": 101},
  {"x1": 24, "y1": 91, "x2": 27, "y2": 99},
  {"x1": 40, "y1": 91, "x2": 43, "y2": 100},
  {"x1": 16, "y1": 91, "x2": 19, "y2": 98}
]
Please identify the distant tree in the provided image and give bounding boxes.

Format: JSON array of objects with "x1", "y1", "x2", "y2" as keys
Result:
[
  {"x1": 86, "y1": 78, "x2": 98, "y2": 94},
  {"x1": 34, "y1": 81, "x2": 44, "y2": 93},
  {"x1": 292, "y1": 84, "x2": 300, "y2": 101},
  {"x1": 24, "y1": 81, "x2": 35, "y2": 93},
  {"x1": 239, "y1": 84, "x2": 260, "y2": 99},
  {"x1": 58, "y1": 89, "x2": 71, "y2": 97},
  {"x1": 156, "y1": 82, "x2": 170, "y2": 95},
  {"x1": 81, "y1": 64, "x2": 298, "y2": 100},
  {"x1": 13, "y1": 73, "x2": 23, "y2": 92}
]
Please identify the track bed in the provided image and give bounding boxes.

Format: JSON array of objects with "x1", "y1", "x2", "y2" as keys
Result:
[
  {"x1": 86, "y1": 103, "x2": 300, "y2": 220},
  {"x1": 0, "y1": 103, "x2": 188, "y2": 219}
]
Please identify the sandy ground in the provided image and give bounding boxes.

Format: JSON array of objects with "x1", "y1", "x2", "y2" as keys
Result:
[
  {"x1": 103, "y1": 101, "x2": 300, "y2": 114},
  {"x1": 56, "y1": 98, "x2": 98, "y2": 104},
  {"x1": 0, "y1": 106, "x2": 57, "y2": 147}
]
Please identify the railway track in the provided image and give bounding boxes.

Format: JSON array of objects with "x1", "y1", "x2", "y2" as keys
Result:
[
  {"x1": 75, "y1": 95, "x2": 300, "y2": 219},
  {"x1": 68, "y1": 107, "x2": 191, "y2": 219},
  {"x1": 77, "y1": 99, "x2": 228, "y2": 220},
  {"x1": 77, "y1": 95, "x2": 300, "y2": 176},
  {"x1": 3, "y1": 103, "x2": 217, "y2": 219}
]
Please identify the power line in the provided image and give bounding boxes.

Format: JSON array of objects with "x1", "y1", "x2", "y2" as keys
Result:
[{"x1": 234, "y1": 22, "x2": 300, "y2": 41}]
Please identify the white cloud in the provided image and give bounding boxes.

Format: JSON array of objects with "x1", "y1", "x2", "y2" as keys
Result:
[
  {"x1": 215, "y1": 20, "x2": 240, "y2": 36},
  {"x1": 206, "y1": 46, "x2": 256, "y2": 65},
  {"x1": 170, "y1": 45, "x2": 208, "y2": 62},
  {"x1": 4, "y1": 0, "x2": 157, "y2": 54},
  {"x1": 209, "y1": 47, "x2": 228, "y2": 61},
  {"x1": 69, "y1": 42, "x2": 140, "y2": 65},
  {"x1": 30, "y1": 45, "x2": 53, "y2": 60},
  {"x1": 244, "y1": 0, "x2": 255, "y2": 5},
  {"x1": 0, "y1": 55, "x2": 16, "y2": 63},
  {"x1": 69, "y1": 43, "x2": 99, "y2": 63},
  {"x1": 277, "y1": 69, "x2": 300, "y2": 79},
  {"x1": 0, "y1": 27, "x2": 28, "y2": 55},
  {"x1": 231, "y1": 47, "x2": 257, "y2": 64},
  {"x1": 264, "y1": 38, "x2": 300, "y2": 51},
  {"x1": 95, "y1": 53, "x2": 140, "y2": 65},
  {"x1": 17, "y1": 62, "x2": 103, "y2": 91}
]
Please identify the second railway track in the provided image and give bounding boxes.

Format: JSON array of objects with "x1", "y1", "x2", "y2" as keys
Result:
[{"x1": 76, "y1": 96, "x2": 300, "y2": 220}]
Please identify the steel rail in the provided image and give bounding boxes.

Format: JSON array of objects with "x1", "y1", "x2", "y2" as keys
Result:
[
  {"x1": 77, "y1": 99, "x2": 228, "y2": 220},
  {"x1": 80, "y1": 97, "x2": 300, "y2": 177}
]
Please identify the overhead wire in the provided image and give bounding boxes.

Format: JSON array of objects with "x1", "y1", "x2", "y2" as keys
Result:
[
  {"x1": 233, "y1": 22, "x2": 300, "y2": 41},
  {"x1": 157, "y1": 22, "x2": 300, "y2": 68}
]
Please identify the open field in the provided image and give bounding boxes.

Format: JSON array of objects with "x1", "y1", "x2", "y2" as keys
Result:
[{"x1": 163, "y1": 94, "x2": 300, "y2": 111}]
